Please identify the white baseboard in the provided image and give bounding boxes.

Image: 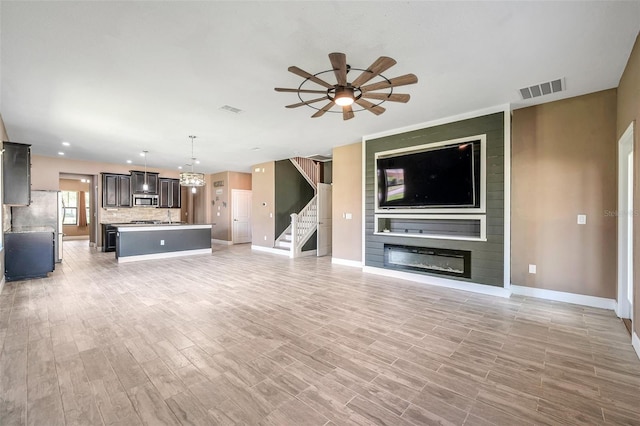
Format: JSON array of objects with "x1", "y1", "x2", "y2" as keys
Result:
[
  {"x1": 331, "y1": 258, "x2": 363, "y2": 268},
  {"x1": 212, "y1": 239, "x2": 233, "y2": 245},
  {"x1": 510, "y1": 285, "x2": 616, "y2": 310},
  {"x1": 363, "y1": 266, "x2": 511, "y2": 298},
  {"x1": 298, "y1": 250, "x2": 317, "y2": 258},
  {"x1": 633, "y1": 332, "x2": 640, "y2": 361},
  {"x1": 251, "y1": 245, "x2": 290, "y2": 256}
]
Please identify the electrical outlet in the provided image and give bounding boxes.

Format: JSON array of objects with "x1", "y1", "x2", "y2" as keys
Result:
[
  {"x1": 160, "y1": 240, "x2": 165, "y2": 246},
  {"x1": 264, "y1": 235, "x2": 267, "y2": 241},
  {"x1": 529, "y1": 264, "x2": 536, "y2": 274},
  {"x1": 577, "y1": 214, "x2": 586, "y2": 225}
]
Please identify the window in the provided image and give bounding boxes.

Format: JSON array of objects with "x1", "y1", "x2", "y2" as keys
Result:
[
  {"x1": 85, "y1": 191, "x2": 91, "y2": 224},
  {"x1": 62, "y1": 191, "x2": 78, "y2": 225}
]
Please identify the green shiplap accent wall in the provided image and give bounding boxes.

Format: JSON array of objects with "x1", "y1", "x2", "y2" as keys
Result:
[
  {"x1": 365, "y1": 112, "x2": 505, "y2": 287},
  {"x1": 274, "y1": 160, "x2": 315, "y2": 246}
]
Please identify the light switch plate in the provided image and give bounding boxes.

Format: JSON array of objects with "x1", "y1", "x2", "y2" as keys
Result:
[
  {"x1": 577, "y1": 214, "x2": 587, "y2": 225},
  {"x1": 345, "y1": 213, "x2": 352, "y2": 220}
]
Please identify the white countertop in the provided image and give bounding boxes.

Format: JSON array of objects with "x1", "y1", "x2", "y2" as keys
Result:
[{"x1": 116, "y1": 223, "x2": 212, "y2": 232}]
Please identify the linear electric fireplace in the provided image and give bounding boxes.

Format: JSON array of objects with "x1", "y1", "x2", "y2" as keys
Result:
[{"x1": 384, "y1": 244, "x2": 471, "y2": 279}]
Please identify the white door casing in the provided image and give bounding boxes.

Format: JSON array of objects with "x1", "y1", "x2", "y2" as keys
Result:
[
  {"x1": 317, "y1": 183, "x2": 332, "y2": 257},
  {"x1": 617, "y1": 122, "x2": 634, "y2": 320},
  {"x1": 232, "y1": 189, "x2": 252, "y2": 244}
]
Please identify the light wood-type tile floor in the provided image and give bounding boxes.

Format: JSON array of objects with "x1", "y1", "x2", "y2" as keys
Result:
[{"x1": 1, "y1": 240, "x2": 640, "y2": 425}]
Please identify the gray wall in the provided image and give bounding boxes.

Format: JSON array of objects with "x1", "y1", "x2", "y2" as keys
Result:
[
  {"x1": 365, "y1": 112, "x2": 505, "y2": 287},
  {"x1": 274, "y1": 160, "x2": 315, "y2": 238}
]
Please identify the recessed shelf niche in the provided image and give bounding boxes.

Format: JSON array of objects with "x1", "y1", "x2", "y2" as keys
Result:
[{"x1": 374, "y1": 214, "x2": 486, "y2": 241}]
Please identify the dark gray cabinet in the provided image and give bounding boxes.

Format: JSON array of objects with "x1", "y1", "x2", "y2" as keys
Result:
[
  {"x1": 2, "y1": 142, "x2": 31, "y2": 206},
  {"x1": 159, "y1": 178, "x2": 181, "y2": 208},
  {"x1": 5, "y1": 230, "x2": 54, "y2": 281},
  {"x1": 102, "y1": 173, "x2": 131, "y2": 207},
  {"x1": 102, "y1": 224, "x2": 117, "y2": 252},
  {"x1": 131, "y1": 171, "x2": 158, "y2": 195}
]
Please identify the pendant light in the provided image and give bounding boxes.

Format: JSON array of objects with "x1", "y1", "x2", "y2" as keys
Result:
[
  {"x1": 142, "y1": 150, "x2": 149, "y2": 191},
  {"x1": 179, "y1": 135, "x2": 205, "y2": 193}
]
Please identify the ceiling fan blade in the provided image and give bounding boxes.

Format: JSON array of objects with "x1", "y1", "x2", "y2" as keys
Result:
[
  {"x1": 275, "y1": 87, "x2": 328, "y2": 94},
  {"x1": 342, "y1": 105, "x2": 355, "y2": 120},
  {"x1": 361, "y1": 74, "x2": 418, "y2": 92},
  {"x1": 329, "y1": 52, "x2": 347, "y2": 86},
  {"x1": 288, "y1": 66, "x2": 334, "y2": 89},
  {"x1": 311, "y1": 101, "x2": 335, "y2": 118},
  {"x1": 286, "y1": 96, "x2": 329, "y2": 108},
  {"x1": 361, "y1": 92, "x2": 410, "y2": 103},
  {"x1": 350, "y1": 56, "x2": 397, "y2": 88},
  {"x1": 355, "y1": 99, "x2": 385, "y2": 115}
]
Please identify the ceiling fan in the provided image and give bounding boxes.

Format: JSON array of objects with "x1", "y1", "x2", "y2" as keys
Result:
[{"x1": 275, "y1": 52, "x2": 418, "y2": 120}]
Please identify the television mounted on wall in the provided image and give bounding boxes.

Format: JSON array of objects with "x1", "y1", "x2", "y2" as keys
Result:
[{"x1": 376, "y1": 139, "x2": 481, "y2": 209}]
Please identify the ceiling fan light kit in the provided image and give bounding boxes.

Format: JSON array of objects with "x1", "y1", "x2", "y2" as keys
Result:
[{"x1": 275, "y1": 52, "x2": 418, "y2": 120}]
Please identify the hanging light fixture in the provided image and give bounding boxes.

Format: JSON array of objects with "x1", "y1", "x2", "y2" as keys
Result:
[
  {"x1": 142, "y1": 150, "x2": 149, "y2": 191},
  {"x1": 179, "y1": 135, "x2": 205, "y2": 193}
]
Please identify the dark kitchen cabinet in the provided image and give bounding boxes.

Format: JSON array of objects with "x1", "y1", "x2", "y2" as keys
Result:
[
  {"x1": 5, "y1": 229, "x2": 55, "y2": 281},
  {"x1": 2, "y1": 142, "x2": 31, "y2": 206},
  {"x1": 158, "y1": 178, "x2": 181, "y2": 208},
  {"x1": 102, "y1": 224, "x2": 117, "y2": 252},
  {"x1": 102, "y1": 173, "x2": 131, "y2": 208},
  {"x1": 131, "y1": 171, "x2": 159, "y2": 195}
]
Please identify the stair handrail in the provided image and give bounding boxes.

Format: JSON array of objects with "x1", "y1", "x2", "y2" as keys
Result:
[
  {"x1": 290, "y1": 157, "x2": 319, "y2": 192},
  {"x1": 289, "y1": 195, "x2": 318, "y2": 257}
]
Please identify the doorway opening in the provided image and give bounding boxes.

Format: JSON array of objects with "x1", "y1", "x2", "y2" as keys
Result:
[
  {"x1": 617, "y1": 122, "x2": 634, "y2": 328},
  {"x1": 59, "y1": 173, "x2": 97, "y2": 253}
]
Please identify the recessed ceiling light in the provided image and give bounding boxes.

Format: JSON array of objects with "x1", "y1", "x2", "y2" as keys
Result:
[
  {"x1": 178, "y1": 166, "x2": 183, "y2": 170},
  {"x1": 140, "y1": 152, "x2": 146, "y2": 157},
  {"x1": 195, "y1": 160, "x2": 200, "y2": 164},
  {"x1": 58, "y1": 152, "x2": 64, "y2": 156},
  {"x1": 62, "y1": 142, "x2": 70, "y2": 146},
  {"x1": 126, "y1": 160, "x2": 132, "y2": 164}
]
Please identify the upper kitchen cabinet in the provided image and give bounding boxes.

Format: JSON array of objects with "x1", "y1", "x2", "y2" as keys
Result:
[
  {"x1": 102, "y1": 173, "x2": 131, "y2": 208},
  {"x1": 130, "y1": 171, "x2": 159, "y2": 194},
  {"x1": 158, "y1": 178, "x2": 181, "y2": 208},
  {"x1": 3, "y1": 142, "x2": 31, "y2": 206}
]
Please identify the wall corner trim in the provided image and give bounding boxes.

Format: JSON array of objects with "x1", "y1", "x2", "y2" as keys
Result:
[
  {"x1": 510, "y1": 285, "x2": 616, "y2": 310},
  {"x1": 250, "y1": 245, "x2": 289, "y2": 256},
  {"x1": 363, "y1": 266, "x2": 511, "y2": 298},
  {"x1": 331, "y1": 258, "x2": 362, "y2": 268},
  {"x1": 632, "y1": 332, "x2": 640, "y2": 361}
]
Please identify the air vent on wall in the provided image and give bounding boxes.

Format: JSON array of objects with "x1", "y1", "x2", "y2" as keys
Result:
[
  {"x1": 519, "y1": 78, "x2": 565, "y2": 100},
  {"x1": 307, "y1": 154, "x2": 332, "y2": 162},
  {"x1": 220, "y1": 105, "x2": 243, "y2": 114}
]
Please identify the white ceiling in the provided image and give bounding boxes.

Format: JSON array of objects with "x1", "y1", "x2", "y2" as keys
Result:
[{"x1": 1, "y1": 1, "x2": 639, "y2": 173}]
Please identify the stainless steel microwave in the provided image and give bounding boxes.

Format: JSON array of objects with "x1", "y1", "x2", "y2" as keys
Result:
[{"x1": 133, "y1": 194, "x2": 158, "y2": 207}]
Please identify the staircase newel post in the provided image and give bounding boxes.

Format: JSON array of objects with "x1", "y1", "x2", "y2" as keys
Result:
[{"x1": 290, "y1": 213, "x2": 298, "y2": 258}]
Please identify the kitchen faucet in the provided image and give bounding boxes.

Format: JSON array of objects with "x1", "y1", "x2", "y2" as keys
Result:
[{"x1": 167, "y1": 209, "x2": 172, "y2": 224}]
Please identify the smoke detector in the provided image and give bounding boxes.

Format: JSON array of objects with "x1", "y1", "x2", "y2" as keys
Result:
[{"x1": 519, "y1": 78, "x2": 565, "y2": 100}]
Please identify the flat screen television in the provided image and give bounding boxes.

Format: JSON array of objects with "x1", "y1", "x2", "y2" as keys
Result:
[{"x1": 377, "y1": 140, "x2": 481, "y2": 209}]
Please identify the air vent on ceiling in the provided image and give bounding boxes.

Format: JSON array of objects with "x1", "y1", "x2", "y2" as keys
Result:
[
  {"x1": 307, "y1": 154, "x2": 332, "y2": 162},
  {"x1": 220, "y1": 105, "x2": 243, "y2": 114},
  {"x1": 519, "y1": 78, "x2": 565, "y2": 100}
]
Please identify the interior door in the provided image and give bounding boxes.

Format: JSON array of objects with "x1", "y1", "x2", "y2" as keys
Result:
[
  {"x1": 232, "y1": 189, "x2": 252, "y2": 244},
  {"x1": 317, "y1": 183, "x2": 332, "y2": 256}
]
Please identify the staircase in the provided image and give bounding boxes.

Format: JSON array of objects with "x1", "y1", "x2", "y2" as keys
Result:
[{"x1": 273, "y1": 157, "x2": 321, "y2": 258}]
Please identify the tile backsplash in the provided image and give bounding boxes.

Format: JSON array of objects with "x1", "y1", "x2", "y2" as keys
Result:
[{"x1": 100, "y1": 207, "x2": 181, "y2": 224}]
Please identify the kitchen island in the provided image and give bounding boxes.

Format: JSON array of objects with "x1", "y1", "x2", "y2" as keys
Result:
[{"x1": 115, "y1": 223, "x2": 212, "y2": 263}]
